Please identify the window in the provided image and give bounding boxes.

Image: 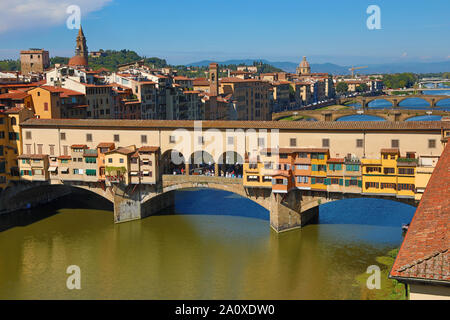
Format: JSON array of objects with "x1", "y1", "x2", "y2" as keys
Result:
[
  {"x1": 428, "y1": 139, "x2": 436, "y2": 149},
  {"x1": 257, "y1": 138, "x2": 265, "y2": 147},
  {"x1": 296, "y1": 164, "x2": 309, "y2": 170},
  {"x1": 141, "y1": 135, "x2": 147, "y2": 144},
  {"x1": 398, "y1": 168, "x2": 414, "y2": 175},
  {"x1": 297, "y1": 152, "x2": 308, "y2": 158},
  {"x1": 227, "y1": 137, "x2": 234, "y2": 145},
  {"x1": 383, "y1": 167, "x2": 395, "y2": 174},
  {"x1": 398, "y1": 183, "x2": 415, "y2": 191},
  {"x1": 86, "y1": 169, "x2": 97, "y2": 176},
  {"x1": 49, "y1": 145, "x2": 55, "y2": 156},
  {"x1": 290, "y1": 138, "x2": 296, "y2": 147},
  {"x1": 11, "y1": 117, "x2": 16, "y2": 126},
  {"x1": 365, "y1": 182, "x2": 379, "y2": 189},
  {"x1": 86, "y1": 133, "x2": 92, "y2": 142},
  {"x1": 60, "y1": 132, "x2": 66, "y2": 140},
  {"x1": 25, "y1": 131, "x2": 32, "y2": 139},
  {"x1": 26, "y1": 144, "x2": 31, "y2": 154},
  {"x1": 37, "y1": 144, "x2": 43, "y2": 154},
  {"x1": 391, "y1": 139, "x2": 399, "y2": 148},
  {"x1": 44, "y1": 102, "x2": 48, "y2": 111},
  {"x1": 63, "y1": 146, "x2": 68, "y2": 155},
  {"x1": 366, "y1": 166, "x2": 381, "y2": 173},
  {"x1": 381, "y1": 183, "x2": 397, "y2": 190},
  {"x1": 85, "y1": 157, "x2": 96, "y2": 164},
  {"x1": 114, "y1": 134, "x2": 120, "y2": 142},
  {"x1": 356, "y1": 139, "x2": 363, "y2": 148},
  {"x1": 119, "y1": 158, "x2": 124, "y2": 163},
  {"x1": 246, "y1": 175, "x2": 260, "y2": 182},
  {"x1": 322, "y1": 139, "x2": 329, "y2": 148},
  {"x1": 108, "y1": 158, "x2": 112, "y2": 163},
  {"x1": 296, "y1": 176, "x2": 308, "y2": 183}
]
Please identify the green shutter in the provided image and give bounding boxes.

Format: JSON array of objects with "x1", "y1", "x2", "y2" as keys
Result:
[
  {"x1": 86, "y1": 169, "x2": 96, "y2": 175},
  {"x1": 324, "y1": 178, "x2": 331, "y2": 185},
  {"x1": 312, "y1": 164, "x2": 317, "y2": 171},
  {"x1": 345, "y1": 180, "x2": 350, "y2": 187},
  {"x1": 336, "y1": 164, "x2": 341, "y2": 171},
  {"x1": 339, "y1": 179, "x2": 343, "y2": 186},
  {"x1": 329, "y1": 164, "x2": 334, "y2": 171},
  {"x1": 311, "y1": 177, "x2": 316, "y2": 184},
  {"x1": 358, "y1": 180, "x2": 362, "y2": 188}
]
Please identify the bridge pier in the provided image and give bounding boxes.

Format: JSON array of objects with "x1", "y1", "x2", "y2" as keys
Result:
[
  {"x1": 270, "y1": 192, "x2": 300, "y2": 232},
  {"x1": 113, "y1": 184, "x2": 142, "y2": 223}
]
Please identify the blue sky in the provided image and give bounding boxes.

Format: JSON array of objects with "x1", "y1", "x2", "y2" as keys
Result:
[{"x1": 0, "y1": 0, "x2": 449, "y2": 65}]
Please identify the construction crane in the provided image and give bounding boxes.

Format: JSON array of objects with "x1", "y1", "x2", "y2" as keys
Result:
[{"x1": 349, "y1": 66, "x2": 368, "y2": 78}]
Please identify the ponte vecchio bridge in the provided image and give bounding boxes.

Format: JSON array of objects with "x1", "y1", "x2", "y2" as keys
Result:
[{"x1": 3, "y1": 119, "x2": 449, "y2": 233}]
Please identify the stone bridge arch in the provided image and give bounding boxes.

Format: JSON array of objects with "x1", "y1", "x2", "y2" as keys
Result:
[
  {"x1": 435, "y1": 97, "x2": 450, "y2": 106},
  {"x1": 397, "y1": 97, "x2": 430, "y2": 107},
  {"x1": 141, "y1": 175, "x2": 271, "y2": 211},
  {"x1": 0, "y1": 181, "x2": 114, "y2": 213}
]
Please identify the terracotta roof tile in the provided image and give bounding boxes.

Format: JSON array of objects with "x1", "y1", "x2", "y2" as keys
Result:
[
  {"x1": 97, "y1": 142, "x2": 115, "y2": 149},
  {"x1": 21, "y1": 119, "x2": 450, "y2": 131},
  {"x1": 138, "y1": 146, "x2": 160, "y2": 152},
  {"x1": 18, "y1": 154, "x2": 47, "y2": 159},
  {"x1": 327, "y1": 158, "x2": 345, "y2": 163},
  {"x1": 390, "y1": 142, "x2": 450, "y2": 283},
  {"x1": 381, "y1": 148, "x2": 400, "y2": 154},
  {"x1": 71, "y1": 144, "x2": 87, "y2": 149}
]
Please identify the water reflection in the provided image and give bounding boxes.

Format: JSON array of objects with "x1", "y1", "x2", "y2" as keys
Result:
[{"x1": 0, "y1": 189, "x2": 415, "y2": 299}]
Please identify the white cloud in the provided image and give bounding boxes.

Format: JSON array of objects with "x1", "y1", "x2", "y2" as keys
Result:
[{"x1": 0, "y1": 0, "x2": 112, "y2": 33}]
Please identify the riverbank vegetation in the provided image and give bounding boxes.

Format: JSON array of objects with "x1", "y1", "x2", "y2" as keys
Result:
[
  {"x1": 355, "y1": 248, "x2": 407, "y2": 300},
  {"x1": 383, "y1": 73, "x2": 417, "y2": 89}
]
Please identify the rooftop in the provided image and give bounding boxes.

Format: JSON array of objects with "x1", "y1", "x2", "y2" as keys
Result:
[
  {"x1": 20, "y1": 119, "x2": 450, "y2": 132},
  {"x1": 390, "y1": 142, "x2": 449, "y2": 284}
]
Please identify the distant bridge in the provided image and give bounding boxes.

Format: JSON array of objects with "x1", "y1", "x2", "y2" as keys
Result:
[
  {"x1": 340, "y1": 95, "x2": 450, "y2": 108},
  {"x1": 384, "y1": 88, "x2": 450, "y2": 93},
  {"x1": 272, "y1": 108, "x2": 450, "y2": 122}
]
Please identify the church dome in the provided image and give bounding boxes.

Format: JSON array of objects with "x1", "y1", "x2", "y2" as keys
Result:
[
  {"x1": 299, "y1": 56, "x2": 310, "y2": 68},
  {"x1": 68, "y1": 55, "x2": 88, "y2": 67}
]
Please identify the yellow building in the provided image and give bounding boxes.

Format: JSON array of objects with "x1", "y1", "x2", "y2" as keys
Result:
[
  {"x1": 310, "y1": 149, "x2": 329, "y2": 191},
  {"x1": 27, "y1": 86, "x2": 62, "y2": 119},
  {"x1": 243, "y1": 150, "x2": 276, "y2": 188},
  {"x1": 0, "y1": 106, "x2": 34, "y2": 190},
  {"x1": 362, "y1": 148, "x2": 416, "y2": 199},
  {"x1": 104, "y1": 146, "x2": 136, "y2": 185}
]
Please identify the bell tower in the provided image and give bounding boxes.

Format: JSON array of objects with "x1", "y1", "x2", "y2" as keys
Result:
[
  {"x1": 209, "y1": 62, "x2": 219, "y2": 96},
  {"x1": 75, "y1": 25, "x2": 88, "y2": 60}
]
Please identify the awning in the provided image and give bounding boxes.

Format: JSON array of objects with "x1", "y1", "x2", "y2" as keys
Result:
[
  {"x1": 130, "y1": 172, "x2": 138, "y2": 176},
  {"x1": 48, "y1": 166, "x2": 57, "y2": 172},
  {"x1": 143, "y1": 171, "x2": 150, "y2": 175},
  {"x1": 59, "y1": 167, "x2": 68, "y2": 172}
]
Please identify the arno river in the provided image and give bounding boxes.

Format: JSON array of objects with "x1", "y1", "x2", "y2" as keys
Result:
[{"x1": 0, "y1": 189, "x2": 414, "y2": 299}]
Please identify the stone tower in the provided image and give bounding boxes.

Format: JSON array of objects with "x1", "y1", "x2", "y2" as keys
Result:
[
  {"x1": 75, "y1": 25, "x2": 88, "y2": 61},
  {"x1": 209, "y1": 62, "x2": 219, "y2": 96},
  {"x1": 208, "y1": 63, "x2": 219, "y2": 120}
]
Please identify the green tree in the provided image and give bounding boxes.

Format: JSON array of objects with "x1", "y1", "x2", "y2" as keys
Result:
[
  {"x1": 336, "y1": 82, "x2": 349, "y2": 94},
  {"x1": 356, "y1": 83, "x2": 368, "y2": 92}
]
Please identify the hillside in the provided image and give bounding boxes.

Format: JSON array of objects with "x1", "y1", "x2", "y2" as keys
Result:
[{"x1": 188, "y1": 59, "x2": 450, "y2": 75}]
